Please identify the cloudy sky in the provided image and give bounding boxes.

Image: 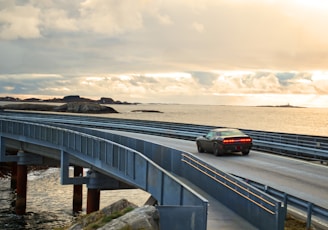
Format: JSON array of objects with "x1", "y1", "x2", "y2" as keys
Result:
[{"x1": 0, "y1": 0, "x2": 328, "y2": 107}]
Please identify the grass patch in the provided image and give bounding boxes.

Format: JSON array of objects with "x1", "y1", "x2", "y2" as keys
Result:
[
  {"x1": 83, "y1": 206, "x2": 135, "y2": 230},
  {"x1": 284, "y1": 214, "x2": 314, "y2": 230}
]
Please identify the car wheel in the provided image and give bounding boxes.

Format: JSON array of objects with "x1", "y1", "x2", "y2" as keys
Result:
[
  {"x1": 197, "y1": 142, "x2": 204, "y2": 153},
  {"x1": 242, "y1": 150, "x2": 250, "y2": 155},
  {"x1": 213, "y1": 143, "x2": 223, "y2": 156}
]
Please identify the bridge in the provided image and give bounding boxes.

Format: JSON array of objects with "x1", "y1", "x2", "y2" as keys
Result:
[{"x1": 0, "y1": 111, "x2": 328, "y2": 230}]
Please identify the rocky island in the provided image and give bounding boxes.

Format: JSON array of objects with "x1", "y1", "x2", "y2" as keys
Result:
[{"x1": 0, "y1": 95, "x2": 134, "y2": 114}]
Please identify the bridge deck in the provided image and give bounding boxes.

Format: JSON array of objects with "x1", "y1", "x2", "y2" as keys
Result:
[{"x1": 176, "y1": 176, "x2": 256, "y2": 230}]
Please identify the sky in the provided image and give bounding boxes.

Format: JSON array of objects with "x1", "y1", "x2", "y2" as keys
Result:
[{"x1": 0, "y1": 0, "x2": 328, "y2": 107}]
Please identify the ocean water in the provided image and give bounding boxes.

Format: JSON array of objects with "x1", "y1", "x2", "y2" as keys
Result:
[
  {"x1": 98, "y1": 104, "x2": 328, "y2": 137},
  {"x1": 1, "y1": 102, "x2": 327, "y2": 136},
  {"x1": 0, "y1": 103, "x2": 328, "y2": 229},
  {"x1": 0, "y1": 168, "x2": 150, "y2": 229}
]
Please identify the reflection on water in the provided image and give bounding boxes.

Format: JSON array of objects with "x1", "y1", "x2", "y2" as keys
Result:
[{"x1": 0, "y1": 168, "x2": 150, "y2": 229}]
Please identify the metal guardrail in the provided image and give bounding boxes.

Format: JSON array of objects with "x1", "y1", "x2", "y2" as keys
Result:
[
  {"x1": 234, "y1": 175, "x2": 328, "y2": 230},
  {"x1": 1, "y1": 111, "x2": 327, "y2": 162},
  {"x1": 245, "y1": 129, "x2": 328, "y2": 162},
  {"x1": 0, "y1": 119, "x2": 208, "y2": 230},
  {"x1": 50, "y1": 123, "x2": 286, "y2": 230}
]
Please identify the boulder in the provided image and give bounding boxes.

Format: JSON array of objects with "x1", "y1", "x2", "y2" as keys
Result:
[
  {"x1": 98, "y1": 205, "x2": 159, "y2": 230},
  {"x1": 67, "y1": 199, "x2": 159, "y2": 230}
]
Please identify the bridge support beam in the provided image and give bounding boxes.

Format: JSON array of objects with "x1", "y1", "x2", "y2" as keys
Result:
[
  {"x1": 11, "y1": 162, "x2": 17, "y2": 190},
  {"x1": 85, "y1": 170, "x2": 133, "y2": 214},
  {"x1": 86, "y1": 188, "x2": 100, "y2": 214},
  {"x1": 73, "y1": 166, "x2": 83, "y2": 214},
  {"x1": 15, "y1": 149, "x2": 43, "y2": 215},
  {"x1": 16, "y1": 162, "x2": 27, "y2": 215}
]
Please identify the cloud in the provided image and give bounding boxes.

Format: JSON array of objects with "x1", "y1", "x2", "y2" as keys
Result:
[
  {"x1": 79, "y1": 0, "x2": 145, "y2": 35},
  {"x1": 1, "y1": 72, "x2": 327, "y2": 107},
  {"x1": 0, "y1": 1, "x2": 328, "y2": 107},
  {"x1": 0, "y1": 3, "x2": 41, "y2": 39},
  {"x1": 1, "y1": 0, "x2": 327, "y2": 72}
]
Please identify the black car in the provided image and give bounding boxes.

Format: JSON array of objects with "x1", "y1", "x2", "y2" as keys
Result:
[{"x1": 196, "y1": 128, "x2": 252, "y2": 156}]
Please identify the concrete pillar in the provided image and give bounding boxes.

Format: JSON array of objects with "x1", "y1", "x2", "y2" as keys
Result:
[
  {"x1": 86, "y1": 188, "x2": 100, "y2": 214},
  {"x1": 11, "y1": 162, "x2": 17, "y2": 190},
  {"x1": 16, "y1": 163, "x2": 27, "y2": 215},
  {"x1": 73, "y1": 166, "x2": 83, "y2": 214}
]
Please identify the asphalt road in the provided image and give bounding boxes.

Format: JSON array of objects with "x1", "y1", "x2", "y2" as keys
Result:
[{"x1": 106, "y1": 129, "x2": 328, "y2": 210}]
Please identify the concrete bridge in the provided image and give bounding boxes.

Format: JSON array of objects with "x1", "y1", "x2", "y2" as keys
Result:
[{"x1": 1, "y1": 112, "x2": 327, "y2": 229}]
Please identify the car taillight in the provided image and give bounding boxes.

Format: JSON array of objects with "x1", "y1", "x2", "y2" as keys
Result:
[
  {"x1": 240, "y1": 138, "x2": 252, "y2": 143},
  {"x1": 223, "y1": 139, "x2": 235, "y2": 143},
  {"x1": 223, "y1": 138, "x2": 252, "y2": 144}
]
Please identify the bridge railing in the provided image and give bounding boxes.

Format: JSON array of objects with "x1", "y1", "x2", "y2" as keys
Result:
[
  {"x1": 1, "y1": 112, "x2": 328, "y2": 228},
  {"x1": 2, "y1": 112, "x2": 326, "y2": 162},
  {"x1": 243, "y1": 129, "x2": 328, "y2": 161},
  {"x1": 234, "y1": 175, "x2": 328, "y2": 230},
  {"x1": 57, "y1": 124, "x2": 286, "y2": 230},
  {"x1": 0, "y1": 119, "x2": 208, "y2": 230}
]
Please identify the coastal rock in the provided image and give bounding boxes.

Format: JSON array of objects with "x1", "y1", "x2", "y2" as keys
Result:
[
  {"x1": 1, "y1": 103, "x2": 56, "y2": 111},
  {"x1": 67, "y1": 199, "x2": 159, "y2": 230},
  {"x1": 131, "y1": 110, "x2": 163, "y2": 113},
  {"x1": 0, "y1": 95, "x2": 136, "y2": 104},
  {"x1": 53, "y1": 102, "x2": 118, "y2": 113},
  {"x1": 0, "y1": 102, "x2": 118, "y2": 114},
  {"x1": 99, "y1": 205, "x2": 159, "y2": 230}
]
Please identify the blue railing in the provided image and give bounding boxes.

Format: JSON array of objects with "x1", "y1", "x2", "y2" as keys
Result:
[
  {"x1": 1, "y1": 111, "x2": 327, "y2": 162},
  {"x1": 50, "y1": 123, "x2": 286, "y2": 230},
  {"x1": 0, "y1": 119, "x2": 208, "y2": 230},
  {"x1": 234, "y1": 175, "x2": 328, "y2": 230}
]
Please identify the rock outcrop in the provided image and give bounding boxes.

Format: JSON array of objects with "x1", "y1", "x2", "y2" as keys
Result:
[
  {"x1": 53, "y1": 102, "x2": 118, "y2": 113},
  {"x1": 0, "y1": 102, "x2": 118, "y2": 114},
  {"x1": 0, "y1": 95, "x2": 136, "y2": 104},
  {"x1": 67, "y1": 199, "x2": 159, "y2": 230},
  {"x1": 98, "y1": 205, "x2": 159, "y2": 230},
  {"x1": 1, "y1": 103, "x2": 57, "y2": 111}
]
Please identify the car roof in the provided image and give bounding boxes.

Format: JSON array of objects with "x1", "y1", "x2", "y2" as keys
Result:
[{"x1": 210, "y1": 128, "x2": 240, "y2": 132}]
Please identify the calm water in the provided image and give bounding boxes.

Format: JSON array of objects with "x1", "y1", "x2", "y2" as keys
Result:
[
  {"x1": 0, "y1": 104, "x2": 328, "y2": 229},
  {"x1": 0, "y1": 168, "x2": 150, "y2": 229},
  {"x1": 99, "y1": 104, "x2": 328, "y2": 137}
]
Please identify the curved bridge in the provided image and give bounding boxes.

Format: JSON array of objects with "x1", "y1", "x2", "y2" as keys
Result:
[
  {"x1": 0, "y1": 119, "x2": 208, "y2": 230},
  {"x1": 4, "y1": 112, "x2": 323, "y2": 229}
]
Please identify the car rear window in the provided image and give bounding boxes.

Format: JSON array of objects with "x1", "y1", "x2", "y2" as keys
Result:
[{"x1": 220, "y1": 129, "x2": 244, "y2": 137}]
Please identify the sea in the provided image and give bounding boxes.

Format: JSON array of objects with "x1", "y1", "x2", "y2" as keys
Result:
[{"x1": 0, "y1": 103, "x2": 328, "y2": 229}]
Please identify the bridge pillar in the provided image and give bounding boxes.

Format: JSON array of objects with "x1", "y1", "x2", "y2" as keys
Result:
[
  {"x1": 84, "y1": 170, "x2": 135, "y2": 214},
  {"x1": 86, "y1": 188, "x2": 100, "y2": 214},
  {"x1": 73, "y1": 166, "x2": 83, "y2": 214},
  {"x1": 15, "y1": 149, "x2": 43, "y2": 215},
  {"x1": 11, "y1": 162, "x2": 17, "y2": 190},
  {"x1": 86, "y1": 170, "x2": 101, "y2": 214},
  {"x1": 16, "y1": 162, "x2": 27, "y2": 215}
]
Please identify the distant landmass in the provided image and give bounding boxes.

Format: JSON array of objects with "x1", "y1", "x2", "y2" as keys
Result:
[
  {"x1": 0, "y1": 95, "x2": 139, "y2": 114},
  {"x1": 0, "y1": 95, "x2": 137, "y2": 105},
  {"x1": 257, "y1": 104, "x2": 305, "y2": 108}
]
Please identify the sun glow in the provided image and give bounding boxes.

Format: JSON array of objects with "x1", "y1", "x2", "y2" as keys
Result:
[{"x1": 312, "y1": 71, "x2": 328, "y2": 81}]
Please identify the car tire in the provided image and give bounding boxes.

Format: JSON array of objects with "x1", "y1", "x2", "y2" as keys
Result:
[
  {"x1": 197, "y1": 142, "x2": 204, "y2": 153},
  {"x1": 242, "y1": 150, "x2": 250, "y2": 155},
  {"x1": 213, "y1": 143, "x2": 223, "y2": 156}
]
